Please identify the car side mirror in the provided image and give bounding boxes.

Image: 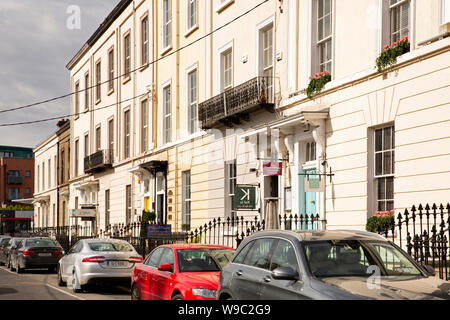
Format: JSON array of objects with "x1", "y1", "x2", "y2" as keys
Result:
[
  {"x1": 271, "y1": 267, "x2": 300, "y2": 281},
  {"x1": 424, "y1": 265, "x2": 436, "y2": 277},
  {"x1": 158, "y1": 264, "x2": 173, "y2": 272}
]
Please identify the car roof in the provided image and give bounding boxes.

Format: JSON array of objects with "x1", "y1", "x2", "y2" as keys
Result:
[
  {"x1": 159, "y1": 243, "x2": 234, "y2": 250},
  {"x1": 247, "y1": 229, "x2": 387, "y2": 241}
]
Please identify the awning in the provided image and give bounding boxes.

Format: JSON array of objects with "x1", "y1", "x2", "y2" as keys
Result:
[{"x1": 12, "y1": 198, "x2": 35, "y2": 205}]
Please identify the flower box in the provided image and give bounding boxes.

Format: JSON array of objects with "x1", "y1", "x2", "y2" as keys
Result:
[
  {"x1": 375, "y1": 36, "x2": 410, "y2": 72},
  {"x1": 306, "y1": 70, "x2": 331, "y2": 99}
]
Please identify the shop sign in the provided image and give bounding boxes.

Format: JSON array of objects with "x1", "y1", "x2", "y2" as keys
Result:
[
  {"x1": 304, "y1": 178, "x2": 325, "y2": 192},
  {"x1": 234, "y1": 185, "x2": 257, "y2": 211},
  {"x1": 71, "y1": 209, "x2": 97, "y2": 218},
  {"x1": 147, "y1": 224, "x2": 172, "y2": 238},
  {"x1": 263, "y1": 161, "x2": 282, "y2": 176}
]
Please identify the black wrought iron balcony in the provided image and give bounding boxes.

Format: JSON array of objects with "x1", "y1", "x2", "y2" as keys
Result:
[
  {"x1": 7, "y1": 176, "x2": 23, "y2": 184},
  {"x1": 84, "y1": 149, "x2": 113, "y2": 174},
  {"x1": 199, "y1": 76, "x2": 275, "y2": 129}
]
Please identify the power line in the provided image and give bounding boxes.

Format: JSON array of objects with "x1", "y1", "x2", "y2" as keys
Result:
[
  {"x1": 0, "y1": 92, "x2": 147, "y2": 127},
  {"x1": 0, "y1": 0, "x2": 270, "y2": 116}
]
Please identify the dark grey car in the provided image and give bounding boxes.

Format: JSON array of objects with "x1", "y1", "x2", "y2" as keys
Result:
[{"x1": 217, "y1": 230, "x2": 450, "y2": 300}]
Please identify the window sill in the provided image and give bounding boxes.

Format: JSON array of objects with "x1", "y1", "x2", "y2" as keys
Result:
[
  {"x1": 95, "y1": 98, "x2": 101, "y2": 106},
  {"x1": 216, "y1": 0, "x2": 234, "y2": 13},
  {"x1": 160, "y1": 45, "x2": 173, "y2": 57},
  {"x1": 122, "y1": 76, "x2": 131, "y2": 85},
  {"x1": 107, "y1": 88, "x2": 114, "y2": 96},
  {"x1": 139, "y1": 63, "x2": 150, "y2": 72},
  {"x1": 184, "y1": 24, "x2": 199, "y2": 38}
]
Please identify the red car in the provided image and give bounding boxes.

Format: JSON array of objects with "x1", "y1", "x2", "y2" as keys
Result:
[{"x1": 131, "y1": 244, "x2": 234, "y2": 300}]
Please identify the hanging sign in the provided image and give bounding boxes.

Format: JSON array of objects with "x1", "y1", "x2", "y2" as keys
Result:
[
  {"x1": 304, "y1": 177, "x2": 325, "y2": 192},
  {"x1": 71, "y1": 209, "x2": 97, "y2": 218},
  {"x1": 263, "y1": 161, "x2": 282, "y2": 176},
  {"x1": 234, "y1": 185, "x2": 257, "y2": 211}
]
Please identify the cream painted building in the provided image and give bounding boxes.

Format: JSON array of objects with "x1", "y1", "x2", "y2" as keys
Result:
[
  {"x1": 65, "y1": 0, "x2": 450, "y2": 234},
  {"x1": 33, "y1": 134, "x2": 58, "y2": 228}
]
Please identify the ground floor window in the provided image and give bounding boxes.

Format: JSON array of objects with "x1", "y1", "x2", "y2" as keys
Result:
[{"x1": 374, "y1": 125, "x2": 395, "y2": 213}]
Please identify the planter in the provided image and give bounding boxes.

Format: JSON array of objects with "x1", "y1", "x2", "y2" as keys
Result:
[
  {"x1": 375, "y1": 36, "x2": 410, "y2": 72},
  {"x1": 306, "y1": 71, "x2": 331, "y2": 99}
]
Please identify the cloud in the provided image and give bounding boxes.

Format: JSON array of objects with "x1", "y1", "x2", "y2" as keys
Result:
[{"x1": 0, "y1": 0, "x2": 119, "y2": 148}]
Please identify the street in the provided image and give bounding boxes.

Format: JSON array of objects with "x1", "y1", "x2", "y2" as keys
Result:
[{"x1": 0, "y1": 266, "x2": 130, "y2": 300}]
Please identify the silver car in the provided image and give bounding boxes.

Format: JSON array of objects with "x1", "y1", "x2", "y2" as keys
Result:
[{"x1": 57, "y1": 239, "x2": 143, "y2": 293}]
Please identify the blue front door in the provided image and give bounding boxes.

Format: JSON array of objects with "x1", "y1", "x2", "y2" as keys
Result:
[{"x1": 300, "y1": 169, "x2": 317, "y2": 230}]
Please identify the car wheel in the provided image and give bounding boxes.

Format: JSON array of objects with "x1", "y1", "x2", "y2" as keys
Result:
[
  {"x1": 131, "y1": 284, "x2": 140, "y2": 300},
  {"x1": 171, "y1": 293, "x2": 183, "y2": 300},
  {"x1": 57, "y1": 266, "x2": 65, "y2": 286},
  {"x1": 72, "y1": 271, "x2": 83, "y2": 293}
]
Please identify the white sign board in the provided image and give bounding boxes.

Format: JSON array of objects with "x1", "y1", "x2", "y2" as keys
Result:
[{"x1": 71, "y1": 209, "x2": 96, "y2": 218}]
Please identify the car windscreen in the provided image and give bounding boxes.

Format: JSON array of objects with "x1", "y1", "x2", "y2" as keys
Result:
[
  {"x1": 1, "y1": 238, "x2": 10, "y2": 246},
  {"x1": 177, "y1": 248, "x2": 235, "y2": 272},
  {"x1": 302, "y1": 240, "x2": 422, "y2": 278},
  {"x1": 25, "y1": 239, "x2": 57, "y2": 247},
  {"x1": 88, "y1": 242, "x2": 134, "y2": 252}
]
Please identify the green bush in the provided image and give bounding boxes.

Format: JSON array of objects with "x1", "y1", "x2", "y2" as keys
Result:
[
  {"x1": 140, "y1": 210, "x2": 156, "y2": 237},
  {"x1": 366, "y1": 215, "x2": 395, "y2": 234}
]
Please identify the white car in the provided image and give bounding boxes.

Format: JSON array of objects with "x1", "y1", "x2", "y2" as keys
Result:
[{"x1": 57, "y1": 238, "x2": 143, "y2": 293}]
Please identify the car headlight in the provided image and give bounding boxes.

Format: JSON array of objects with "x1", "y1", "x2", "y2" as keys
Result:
[{"x1": 192, "y1": 288, "x2": 217, "y2": 299}]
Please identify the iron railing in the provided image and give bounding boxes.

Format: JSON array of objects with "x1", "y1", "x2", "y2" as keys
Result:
[
  {"x1": 377, "y1": 203, "x2": 450, "y2": 281},
  {"x1": 84, "y1": 149, "x2": 113, "y2": 173},
  {"x1": 198, "y1": 76, "x2": 275, "y2": 129}
]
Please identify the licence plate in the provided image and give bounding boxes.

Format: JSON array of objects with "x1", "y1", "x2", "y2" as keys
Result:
[
  {"x1": 106, "y1": 261, "x2": 128, "y2": 268},
  {"x1": 39, "y1": 253, "x2": 52, "y2": 257}
]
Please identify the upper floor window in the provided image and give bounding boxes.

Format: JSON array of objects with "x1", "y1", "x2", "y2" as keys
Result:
[
  {"x1": 124, "y1": 110, "x2": 131, "y2": 158},
  {"x1": 163, "y1": 85, "x2": 172, "y2": 144},
  {"x1": 108, "y1": 118, "x2": 114, "y2": 156},
  {"x1": 124, "y1": 33, "x2": 131, "y2": 79},
  {"x1": 305, "y1": 142, "x2": 317, "y2": 162},
  {"x1": 74, "y1": 139, "x2": 79, "y2": 177},
  {"x1": 389, "y1": 0, "x2": 410, "y2": 44},
  {"x1": 316, "y1": 0, "x2": 332, "y2": 73},
  {"x1": 84, "y1": 133, "x2": 89, "y2": 157},
  {"x1": 141, "y1": 99, "x2": 149, "y2": 153},
  {"x1": 188, "y1": 69, "x2": 198, "y2": 134},
  {"x1": 260, "y1": 25, "x2": 274, "y2": 101},
  {"x1": 163, "y1": 0, "x2": 172, "y2": 49},
  {"x1": 95, "y1": 60, "x2": 101, "y2": 102},
  {"x1": 187, "y1": 0, "x2": 197, "y2": 30},
  {"x1": 74, "y1": 81, "x2": 80, "y2": 115},
  {"x1": 95, "y1": 126, "x2": 101, "y2": 152},
  {"x1": 141, "y1": 16, "x2": 149, "y2": 65},
  {"x1": 443, "y1": 0, "x2": 450, "y2": 24},
  {"x1": 108, "y1": 48, "x2": 114, "y2": 92},
  {"x1": 84, "y1": 72, "x2": 90, "y2": 110},
  {"x1": 221, "y1": 48, "x2": 233, "y2": 91}
]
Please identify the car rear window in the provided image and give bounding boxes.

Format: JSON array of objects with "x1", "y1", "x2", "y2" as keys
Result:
[
  {"x1": 88, "y1": 242, "x2": 134, "y2": 252},
  {"x1": 1, "y1": 238, "x2": 10, "y2": 246},
  {"x1": 26, "y1": 239, "x2": 57, "y2": 247}
]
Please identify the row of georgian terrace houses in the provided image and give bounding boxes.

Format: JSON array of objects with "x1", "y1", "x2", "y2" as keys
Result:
[{"x1": 35, "y1": 0, "x2": 449, "y2": 234}]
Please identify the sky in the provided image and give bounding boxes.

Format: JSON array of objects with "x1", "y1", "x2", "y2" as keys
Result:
[{"x1": 0, "y1": 0, "x2": 119, "y2": 148}]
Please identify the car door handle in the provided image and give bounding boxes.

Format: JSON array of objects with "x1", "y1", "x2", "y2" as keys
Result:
[
  {"x1": 235, "y1": 270, "x2": 243, "y2": 276},
  {"x1": 263, "y1": 276, "x2": 272, "y2": 283}
]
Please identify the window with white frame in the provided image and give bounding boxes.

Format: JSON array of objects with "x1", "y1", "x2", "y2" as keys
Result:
[
  {"x1": 221, "y1": 48, "x2": 233, "y2": 91},
  {"x1": 95, "y1": 60, "x2": 101, "y2": 102},
  {"x1": 48, "y1": 159, "x2": 51, "y2": 189},
  {"x1": 108, "y1": 118, "x2": 114, "y2": 156},
  {"x1": 260, "y1": 25, "x2": 274, "y2": 101},
  {"x1": 305, "y1": 141, "x2": 317, "y2": 162},
  {"x1": 142, "y1": 16, "x2": 149, "y2": 65},
  {"x1": 84, "y1": 133, "x2": 89, "y2": 158},
  {"x1": 374, "y1": 126, "x2": 395, "y2": 212},
  {"x1": 389, "y1": 0, "x2": 410, "y2": 44},
  {"x1": 182, "y1": 170, "x2": 191, "y2": 231},
  {"x1": 108, "y1": 48, "x2": 114, "y2": 92},
  {"x1": 187, "y1": 0, "x2": 197, "y2": 30},
  {"x1": 74, "y1": 139, "x2": 79, "y2": 177},
  {"x1": 141, "y1": 99, "x2": 148, "y2": 152},
  {"x1": 84, "y1": 72, "x2": 89, "y2": 110},
  {"x1": 188, "y1": 69, "x2": 198, "y2": 134},
  {"x1": 74, "y1": 81, "x2": 80, "y2": 115},
  {"x1": 124, "y1": 110, "x2": 131, "y2": 158},
  {"x1": 443, "y1": 0, "x2": 450, "y2": 24},
  {"x1": 316, "y1": 0, "x2": 332, "y2": 73},
  {"x1": 163, "y1": 85, "x2": 172, "y2": 144},
  {"x1": 95, "y1": 126, "x2": 101, "y2": 152},
  {"x1": 163, "y1": 0, "x2": 172, "y2": 49},
  {"x1": 124, "y1": 33, "x2": 131, "y2": 78},
  {"x1": 225, "y1": 160, "x2": 237, "y2": 218}
]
